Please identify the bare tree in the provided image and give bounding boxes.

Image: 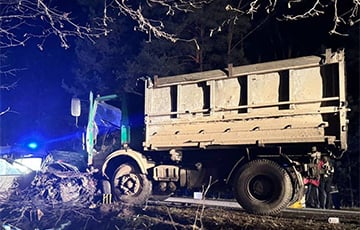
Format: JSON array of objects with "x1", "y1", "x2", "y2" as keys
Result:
[
  {"x1": 225, "y1": 0, "x2": 359, "y2": 36},
  {"x1": 0, "y1": 0, "x2": 108, "y2": 115},
  {"x1": 0, "y1": 0, "x2": 109, "y2": 50},
  {"x1": 1, "y1": 0, "x2": 358, "y2": 50},
  {"x1": 0, "y1": 53, "x2": 19, "y2": 116},
  {"x1": 0, "y1": 0, "x2": 209, "y2": 50},
  {"x1": 103, "y1": 0, "x2": 210, "y2": 44},
  {"x1": 104, "y1": 0, "x2": 359, "y2": 40},
  {"x1": 1, "y1": 0, "x2": 359, "y2": 49}
]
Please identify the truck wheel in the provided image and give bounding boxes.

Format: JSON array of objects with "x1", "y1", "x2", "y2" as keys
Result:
[
  {"x1": 111, "y1": 163, "x2": 152, "y2": 204},
  {"x1": 233, "y1": 159, "x2": 293, "y2": 215}
]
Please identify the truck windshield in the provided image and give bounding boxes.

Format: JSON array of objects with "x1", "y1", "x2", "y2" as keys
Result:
[
  {"x1": 92, "y1": 102, "x2": 122, "y2": 155},
  {"x1": 94, "y1": 102, "x2": 122, "y2": 129}
]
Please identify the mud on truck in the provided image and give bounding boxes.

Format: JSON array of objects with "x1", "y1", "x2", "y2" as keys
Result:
[{"x1": 72, "y1": 49, "x2": 349, "y2": 215}]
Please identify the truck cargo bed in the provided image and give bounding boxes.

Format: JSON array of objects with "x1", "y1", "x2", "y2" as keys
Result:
[{"x1": 143, "y1": 50, "x2": 347, "y2": 151}]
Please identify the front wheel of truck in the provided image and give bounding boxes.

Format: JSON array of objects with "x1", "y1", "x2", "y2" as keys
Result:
[
  {"x1": 233, "y1": 159, "x2": 293, "y2": 215},
  {"x1": 111, "y1": 163, "x2": 152, "y2": 204}
]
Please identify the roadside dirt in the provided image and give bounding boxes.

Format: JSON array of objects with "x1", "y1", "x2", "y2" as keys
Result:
[
  {"x1": 1, "y1": 160, "x2": 359, "y2": 230},
  {"x1": 1, "y1": 201, "x2": 359, "y2": 230}
]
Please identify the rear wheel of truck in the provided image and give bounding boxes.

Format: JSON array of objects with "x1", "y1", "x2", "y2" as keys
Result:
[
  {"x1": 111, "y1": 163, "x2": 152, "y2": 204},
  {"x1": 233, "y1": 159, "x2": 293, "y2": 215}
]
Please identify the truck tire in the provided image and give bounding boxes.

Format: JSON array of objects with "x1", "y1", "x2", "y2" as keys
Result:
[
  {"x1": 111, "y1": 163, "x2": 152, "y2": 204},
  {"x1": 233, "y1": 159, "x2": 293, "y2": 215}
]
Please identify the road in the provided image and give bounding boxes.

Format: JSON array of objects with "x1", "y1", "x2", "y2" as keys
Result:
[{"x1": 156, "y1": 196, "x2": 360, "y2": 224}]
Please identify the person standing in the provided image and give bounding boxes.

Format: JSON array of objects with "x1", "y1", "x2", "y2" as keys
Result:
[
  {"x1": 319, "y1": 155, "x2": 335, "y2": 209},
  {"x1": 304, "y1": 146, "x2": 321, "y2": 208}
]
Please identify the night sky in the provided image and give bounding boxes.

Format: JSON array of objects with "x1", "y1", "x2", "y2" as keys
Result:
[{"x1": 0, "y1": 38, "x2": 76, "y2": 146}]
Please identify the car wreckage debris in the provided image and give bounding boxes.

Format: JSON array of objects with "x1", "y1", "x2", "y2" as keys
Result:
[{"x1": 0, "y1": 160, "x2": 99, "y2": 229}]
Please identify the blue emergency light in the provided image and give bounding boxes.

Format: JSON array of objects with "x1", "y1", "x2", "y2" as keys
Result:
[{"x1": 27, "y1": 142, "x2": 38, "y2": 150}]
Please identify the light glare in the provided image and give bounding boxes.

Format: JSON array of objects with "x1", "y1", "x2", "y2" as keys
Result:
[
  {"x1": 27, "y1": 142, "x2": 38, "y2": 149},
  {"x1": 15, "y1": 158, "x2": 42, "y2": 171}
]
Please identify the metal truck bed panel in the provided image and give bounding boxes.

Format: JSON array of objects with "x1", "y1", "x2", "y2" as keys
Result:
[
  {"x1": 144, "y1": 115, "x2": 328, "y2": 149},
  {"x1": 144, "y1": 50, "x2": 347, "y2": 151},
  {"x1": 154, "y1": 55, "x2": 324, "y2": 87}
]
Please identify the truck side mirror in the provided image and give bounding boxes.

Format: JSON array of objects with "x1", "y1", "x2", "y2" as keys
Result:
[{"x1": 71, "y1": 98, "x2": 81, "y2": 117}]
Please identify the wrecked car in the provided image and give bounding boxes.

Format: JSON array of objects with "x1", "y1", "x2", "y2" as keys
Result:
[
  {"x1": 0, "y1": 146, "x2": 96, "y2": 207},
  {"x1": 0, "y1": 147, "x2": 42, "y2": 201}
]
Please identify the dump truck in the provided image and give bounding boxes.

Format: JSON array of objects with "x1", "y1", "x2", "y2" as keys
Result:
[{"x1": 72, "y1": 49, "x2": 348, "y2": 215}]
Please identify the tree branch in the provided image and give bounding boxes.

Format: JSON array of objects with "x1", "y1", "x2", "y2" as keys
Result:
[
  {"x1": 0, "y1": 0, "x2": 108, "y2": 49},
  {"x1": 0, "y1": 107, "x2": 11, "y2": 116},
  {"x1": 282, "y1": 0, "x2": 325, "y2": 20},
  {"x1": 225, "y1": 0, "x2": 359, "y2": 36},
  {"x1": 0, "y1": 80, "x2": 18, "y2": 90}
]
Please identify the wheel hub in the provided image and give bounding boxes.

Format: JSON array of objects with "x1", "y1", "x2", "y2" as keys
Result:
[
  {"x1": 250, "y1": 175, "x2": 273, "y2": 200},
  {"x1": 119, "y1": 174, "x2": 141, "y2": 195}
]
